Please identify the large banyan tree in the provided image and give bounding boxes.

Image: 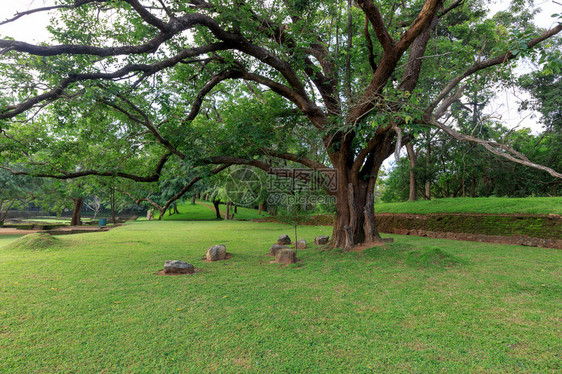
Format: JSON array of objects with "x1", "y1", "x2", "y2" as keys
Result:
[{"x1": 0, "y1": 0, "x2": 561, "y2": 249}]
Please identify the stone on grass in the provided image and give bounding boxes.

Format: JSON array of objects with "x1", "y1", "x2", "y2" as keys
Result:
[
  {"x1": 277, "y1": 234, "x2": 291, "y2": 245},
  {"x1": 270, "y1": 244, "x2": 288, "y2": 256},
  {"x1": 206, "y1": 245, "x2": 227, "y2": 261},
  {"x1": 276, "y1": 248, "x2": 296, "y2": 264},
  {"x1": 164, "y1": 260, "x2": 194, "y2": 274},
  {"x1": 296, "y1": 239, "x2": 306, "y2": 249},
  {"x1": 314, "y1": 236, "x2": 330, "y2": 245}
]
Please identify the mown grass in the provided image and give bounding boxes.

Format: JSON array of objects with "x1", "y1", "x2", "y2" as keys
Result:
[
  {"x1": 376, "y1": 196, "x2": 562, "y2": 215},
  {"x1": 0, "y1": 220, "x2": 560, "y2": 373},
  {"x1": 160, "y1": 200, "x2": 268, "y2": 221}
]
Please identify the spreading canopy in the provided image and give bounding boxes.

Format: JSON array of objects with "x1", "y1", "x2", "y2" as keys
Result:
[{"x1": 0, "y1": 0, "x2": 560, "y2": 248}]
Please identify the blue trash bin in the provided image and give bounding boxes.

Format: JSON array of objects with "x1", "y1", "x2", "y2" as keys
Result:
[{"x1": 99, "y1": 218, "x2": 107, "y2": 227}]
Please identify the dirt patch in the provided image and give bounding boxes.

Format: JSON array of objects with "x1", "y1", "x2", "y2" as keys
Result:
[
  {"x1": 348, "y1": 238, "x2": 394, "y2": 252},
  {"x1": 0, "y1": 228, "x2": 42, "y2": 235}
]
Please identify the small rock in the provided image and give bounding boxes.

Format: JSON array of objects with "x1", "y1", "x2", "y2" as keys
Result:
[
  {"x1": 296, "y1": 239, "x2": 306, "y2": 249},
  {"x1": 206, "y1": 245, "x2": 227, "y2": 261},
  {"x1": 270, "y1": 244, "x2": 289, "y2": 256},
  {"x1": 277, "y1": 234, "x2": 291, "y2": 245},
  {"x1": 314, "y1": 236, "x2": 330, "y2": 245},
  {"x1": 276, "y1": 248, "x2": 296, "y2": 264},
  {"x1": 164, "y1": 260, "x2": 194, "y2": 274}
]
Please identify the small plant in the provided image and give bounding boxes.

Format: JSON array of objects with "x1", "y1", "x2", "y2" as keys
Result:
[{"x1": 275, "y1": 194, "x2": 310, "y2": 256}]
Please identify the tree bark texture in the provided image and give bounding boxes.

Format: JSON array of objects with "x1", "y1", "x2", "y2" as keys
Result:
[{"x1": 71, "y1": 197, "x2": 83, "y2": 226}]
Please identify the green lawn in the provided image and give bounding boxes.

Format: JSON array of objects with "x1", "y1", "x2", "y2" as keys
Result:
[
  {"x1": 0, "y1": 220, "x2": 560, "y2": 373},
  {"x1": 160, "y1": 200, "x2": 268, "y2": 221},
  {"x1": 375, "y1": 196, "x2": 562, "y2": 215}
]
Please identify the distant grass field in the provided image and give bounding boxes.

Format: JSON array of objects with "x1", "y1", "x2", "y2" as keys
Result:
[
  {"x1": 0, "y1": 220, "x2": 560, "y2": 373},
  {"x1": 375, "y1": 196, "x2": 562, "y2": 215},
  {"x1": 159, "y1": 200, "x2": 268, "y2": 221}
]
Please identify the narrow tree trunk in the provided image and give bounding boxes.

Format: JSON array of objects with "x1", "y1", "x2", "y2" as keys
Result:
[
  {"x1": 225, "y1": 202, "x2": 230, "y2": 220},
  {"x1": 174, "y1": 202, "x2": 179, "y2": 214},
  {"x1": 406, "y1": 143, "x2": 417, "y2": 201},
  {"x1": 471, "y1": 176, "x2": 476, "y2": 197},
  {"x1": 234, "y1": 205, "x2": 238, "y2": 214},
  {"x1": 71, "y1": 197, "x2": 83, "y2": 226},
  {"x1": 213, "y1": 200, "x2": 222, "y2": 219},
  {"x1": 191, "y1": 196, "x2": 196, "y2": 205},
  {"x1": 425, "y1": 137, "x2": 431, "y2": 200},
  {"x1": 110, "y1": 187, "x2": 116, "y2": 224}
]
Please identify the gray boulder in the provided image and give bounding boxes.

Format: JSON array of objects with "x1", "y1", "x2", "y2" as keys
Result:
[
  {"x1": 164, "y1": 260, "x2": 194, "y2": 274},
  {"x1": 277, "y1": 234, "x2": 291, "y2": 245},
  {"x1": 270, "y1": 244, "x2": 289, "y2": 256},
  {"x1": 314, "y1": 236, "x2": 330, "y2": 245},
  {"x1": 296, "y1": 239, "x2": 306, "y2": 249},
  {"x1": 276, "y1": 248, "x2": 296, "y2": 264},
  {"x1": 206, "y1": 245, "x2": 227, "y2": 261}
]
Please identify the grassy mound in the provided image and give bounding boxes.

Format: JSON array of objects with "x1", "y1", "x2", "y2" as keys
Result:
[
  {"x1": 4, "y1": 233, "x2": 63, "y2": 251},
  {"x1": 405, "y1": 247, "x2": 465, "y2": 268},
  {"x1": 363, "y1": 243, "x2": 464, "y2": 268}
]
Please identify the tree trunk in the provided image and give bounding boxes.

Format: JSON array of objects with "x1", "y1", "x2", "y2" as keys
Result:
[
  {"x1": 330, "y1": 176, "x2": 383, "y2": 250},
  {"x1": 425, "y1": 137, "x2": 431, "y2": 200},
  {"x1": 191, "y1": 196, "x2": 196, "y2": 205},
  {"x1": 406, "y1": 143, "x2": 417, "y2": 201},
  {"x1": 71, "y1": 197, "x2": 83, "y2": 226},
  {"x1": 234, "y1": 205, "x2": 238, "y2": 214},
  {"x1": 110, "y1": 187, "x2": 116, "y2": 224},
  {"x1": 471, "y1": 176, "x2": 476, "y2": 197},
  {"x1": 213, "y1": 200, "x2": 222, "y2": 219},
  {"x1": 174, "y1": 202, "x2": 179, "y2": 214}
]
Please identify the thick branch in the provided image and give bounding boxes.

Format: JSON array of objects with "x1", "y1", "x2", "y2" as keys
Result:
[
  {"x1": 427, "y1": 119, "x2": 562, "y2": 179},
  {"x1": 260, "y1": 149, "x2": 328, "y2": 171},
  {"x1": 0, "y1": 43, "x2": 231, "y2": 121},
  {"x1": 124, "y1": 0, "x2": 170, "y2": 32},
  {"x1": 182, "y1": 70, "x2": 243, "y2": 125},
  {"x1": 1, "y1": 153, "x2": 172, "y2": 182},
  {"x1": 357, "y1": 0, "x2": 395, "y2": 52}
]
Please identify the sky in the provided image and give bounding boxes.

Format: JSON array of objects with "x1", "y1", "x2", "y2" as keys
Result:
[{"x1": 0, "y1": 0, "x2": 560, "y2": 137}]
